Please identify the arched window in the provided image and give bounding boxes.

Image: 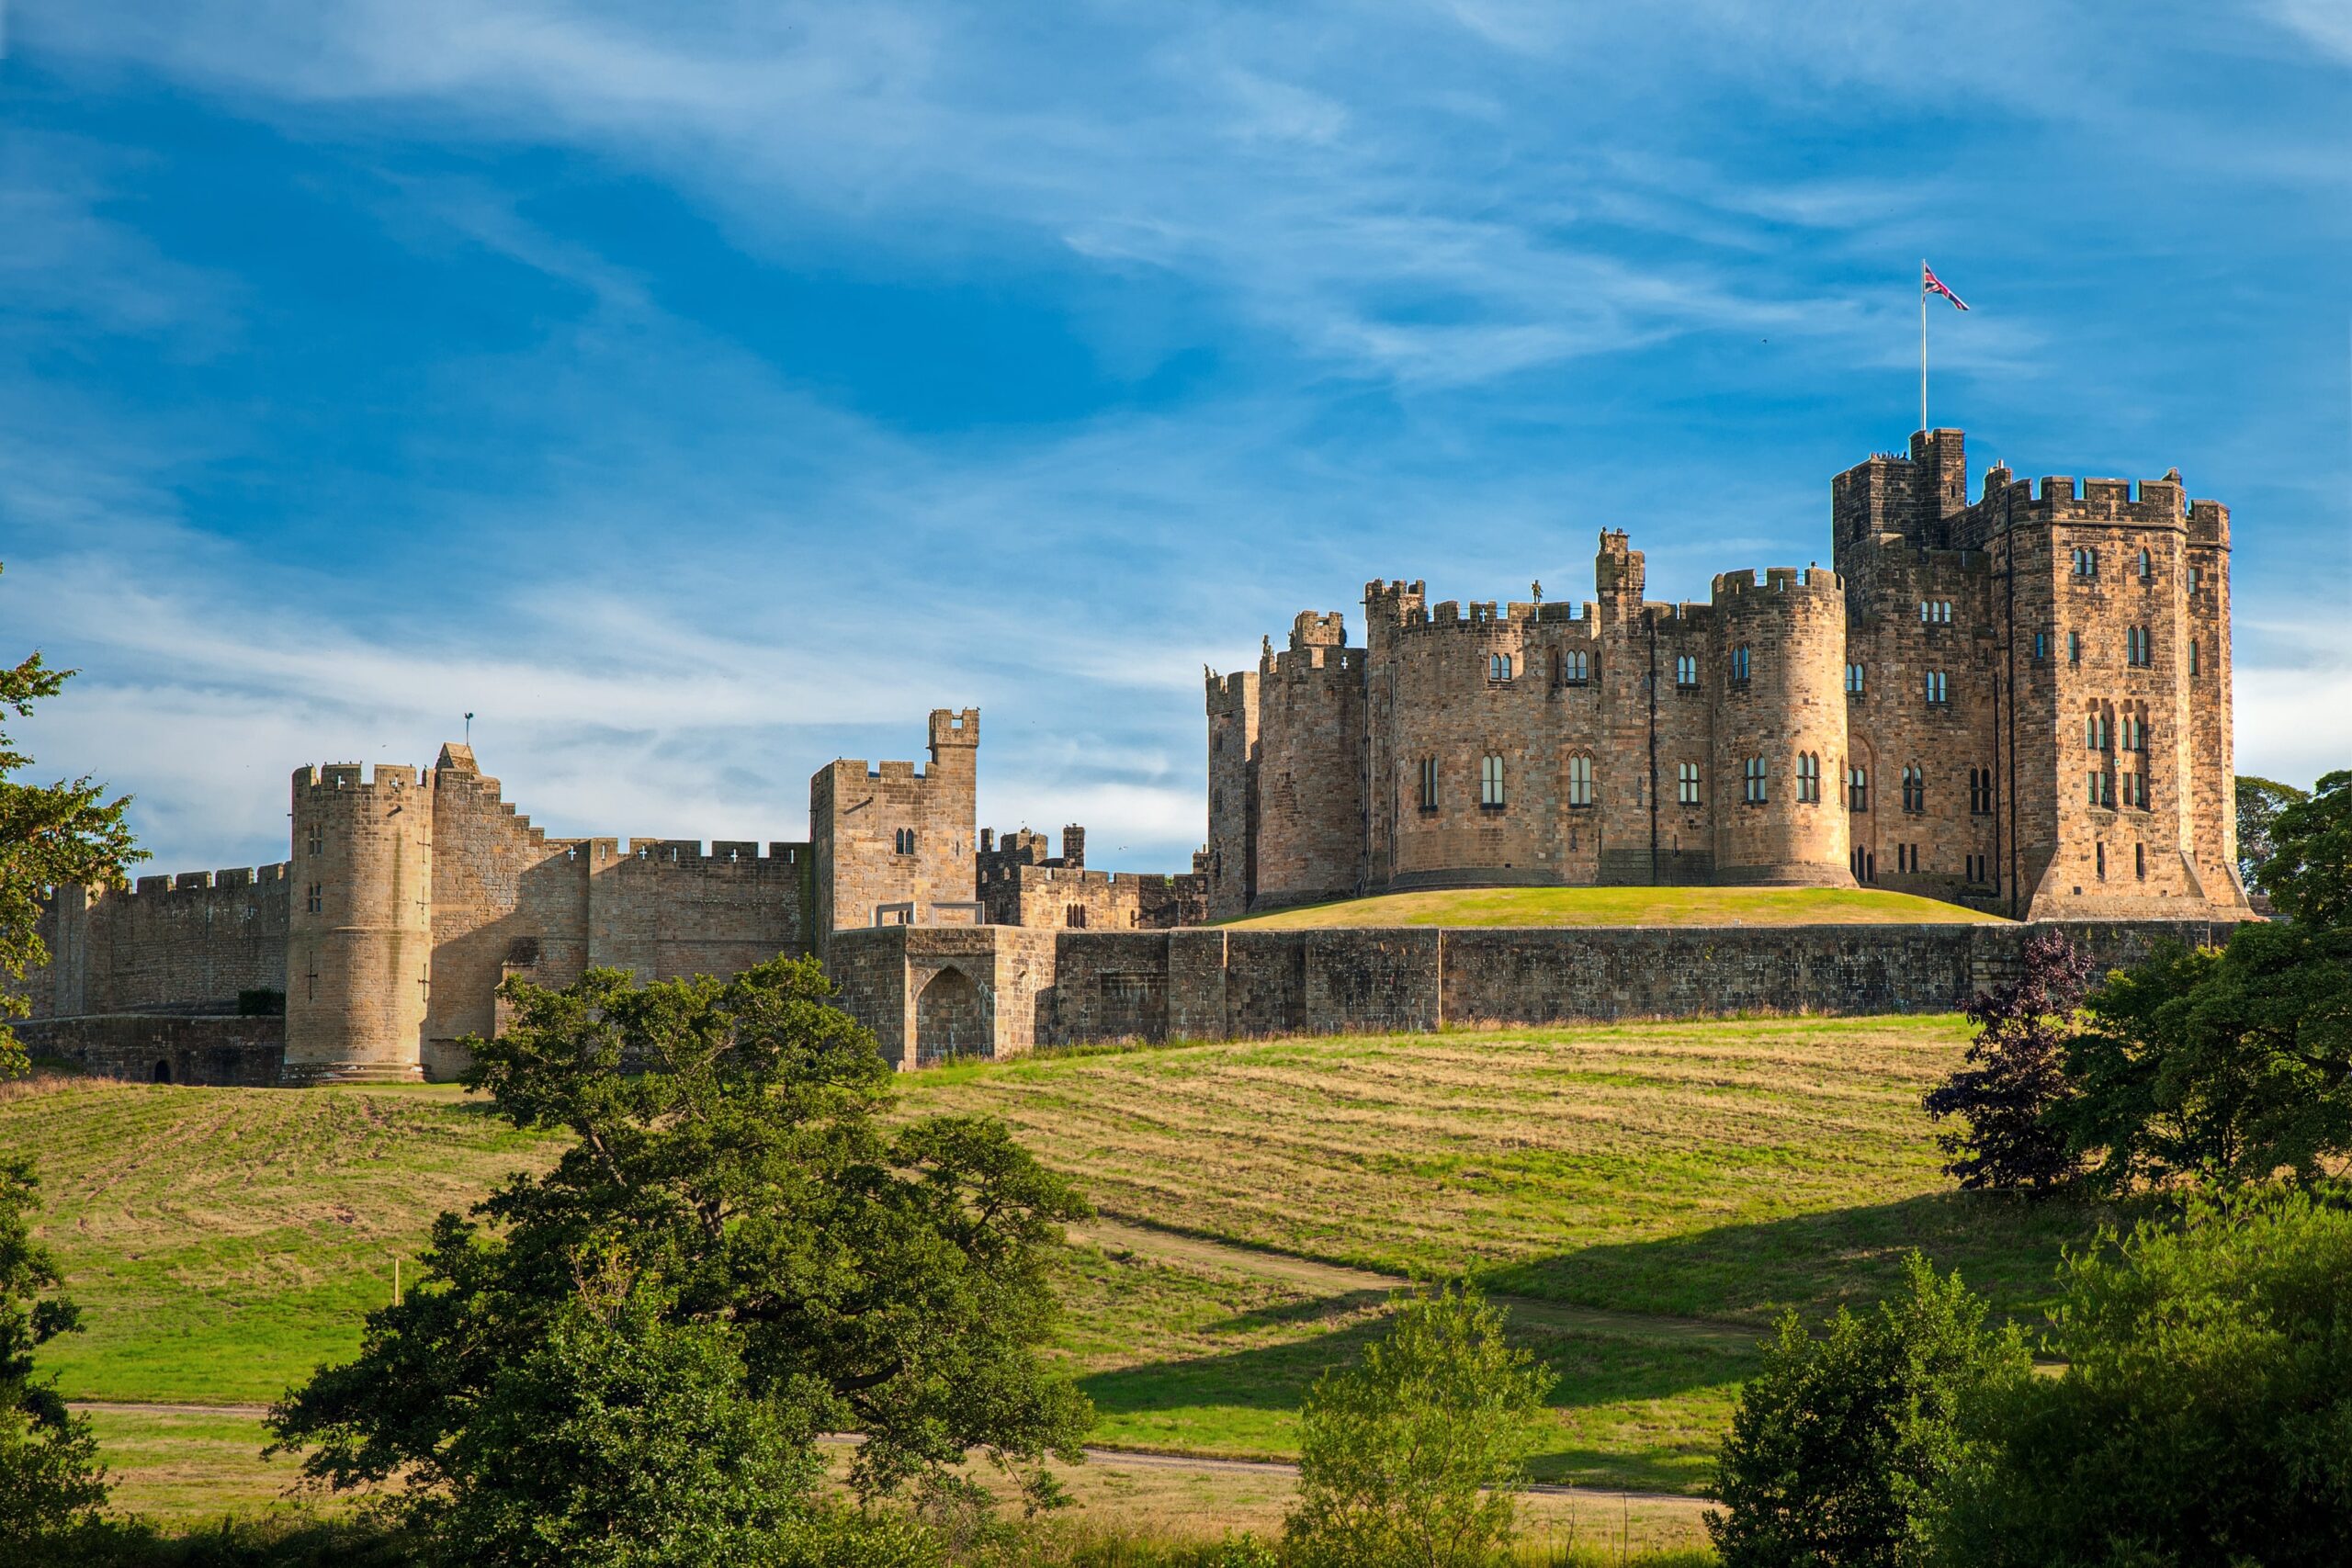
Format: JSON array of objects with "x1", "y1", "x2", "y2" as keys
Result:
[
  {"x1": 1479, "y1": 754, "x2": 1507, "y2": 808},
  {"x1": 1732, "y1": 645, "x2": 1752, "y2": 683},
  {"x1": 1558, "y1": 649, "x2": 1589, "y2": 685},
  {"x1": 1845, "y1": 662, "x2": 1865, "y2": 694},
  {"x1": 1796, "y1": 751, "x2": 1820, "y2": 803},
  {"x1": 1677, "y1": 761, "x2": 1702, "y2": 806},
  {"x1": 1566, "y1": 754, "x2": 1594, "y2": 807},
  {"x1": 1488, "y1": 652, "x2": 1513, "y2": 682},
  {"x1": 2137, "y1": 547, "x2": 2153, "y2": 581},
  {"x1": 1674, "y1": 654, "x2": 1699, "y2": 689},
  {"x1": 1848, "y1": 764, "x2": 1870, "y2": 812},
  {"x1": 893, "y1": 828, "x2": 918, "y2": 855},
  {"x1": 1065, "y1": 904, "x2": 1087, "y2": 929}
]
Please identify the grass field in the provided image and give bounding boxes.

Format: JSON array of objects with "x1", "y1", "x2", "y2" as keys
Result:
[
  {"x1": 1222, "y1": 886, "x2": 2006, "y2": 928},
  {"x1": 6, "y1": 1014, "x2": 2110, "y2": 1534}
]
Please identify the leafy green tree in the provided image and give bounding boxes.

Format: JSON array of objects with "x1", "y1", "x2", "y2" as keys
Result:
[
  {"x1": 1707, "y1": 1253, "x2": 2030, "y2": 1568},
  {"x1": 1283, "y1": 1284, "x2": 1555, "y2": 1568},
  {"x1": 1922, "y1": 928, "x2": 2090, "y2": 1192},
  {"x1": 0, "y1": 564, "x2": 143, "y2": 1078},
  {"x1": 269, "y1": 957, "x2": 1091, "y2": 1562},
  {"x1": 0, "y1": 1156, "x2": 107, "y2": 1556},
  {"x1": 1928, "y1": 1188, "x2": 2352, "y2": 1566},
  {"x1": 2256, "y1": 768, "x2": 2351, "y2": 927},
  {"x1": 2234, "y1": 773, "x2": 2309, "y2": 895}
]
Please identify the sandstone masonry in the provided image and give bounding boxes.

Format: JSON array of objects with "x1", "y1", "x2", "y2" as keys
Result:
[{"x1": 1205, "y1": 429, "x2": 2252, "y2": 923}]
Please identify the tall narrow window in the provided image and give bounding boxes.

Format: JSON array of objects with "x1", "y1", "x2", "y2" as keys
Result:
[
  {"x1": 1924, "y1": 671, "x2": 1949, "y2": 705},
  {"x1": 2089, "y1": 770, "x2": 2112, "y2": 807},
  {"x1": 2189, "y1": 640, "x2": 2200, "y2": 676},
  {"x1": 1732, "y1": 645, "x2": 1751, "y2": 683},
  {"x1": 1489, "y1": 652, "x2": 1513, "y2": 681},
  {"x1": 1675, "y1": 654, "x2": 1699, "y2": 689},
  {"x1": 2072, "y1": 547, "x2": 2099, "y2": 578},
  {"x1": 2188, "y1": 566, "x2": 2202, "y2": 596},
  {"x1": 2068, "y1": 630, "x2": 2082, "y2": 665},
  {"x1": 1743, "y1": 756, "x2": 1769, "y2": 804},
  {"x1": 1066, "y1": 904, "x2": 1087, "y2": 929},
  {"x1": 1677, "y1": 761, "x2": 1701, "y2": 806},
  {"x1": 306, "y1": 883, "x2": 323, "y2": 915},
  {"x1": 2137, "y1": 547, "x2": 2153, "y2": 581},
  {"x1": 1846, "y1": 662, "x2": 1866, "y2": 694},
  {"x1": 306, "y1": 826, "x2": 324, "y2": 855},
  {"x1": 2127, "y1": 626, "x2": 2151, "y2": 667},
  {"x1": 894, "y1": 828, "x2": 918, "y2": 854},
  {"x1": 2096, "y1": 842, "x2": 2108, "y2": 880},
  {"x1": 2135, "y1": 843, "x2": 2146, "y2": 879},
  {"x1": 1969, "y1": 766, "x2": 1994, "y2": 815},
  {"x1": 1566, "y1": 754, "x2": 1594, "y2": 807},
  {"x1": 1848, "y1": 765, "x2": 1870, "y2": 812},
  {"x1": 2032, "y1": 631, "x2": 2049, "y2": 663},
  {"x1": 2086, "y1": 712, "x2": 2109, "y2": 751},
  {"x1": 1479, "y1": 754, "x2": 1506, "y2": 808},
  {"x1": 1559, "y1": 649, "x2": 1589, "y2": 685},
  {"x1": 1796, "y1": 751, "x2": 1820, "y2": 803},
  {"x1": 1902, "y1": 764, "x2": 1925, "y2": 813},
  {"x1": 1417, "y1": 757, "x2": 1439, "y2": 811}
]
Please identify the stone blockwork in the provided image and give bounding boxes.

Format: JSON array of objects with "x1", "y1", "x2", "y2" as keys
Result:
[
  {"x1": 13, "y1": 1014, "x2": 284, "y2": 1087},
  {"x1": 22, "y1": 706, "x2": 1210, "y2": 1085},
  {"x1": 976, "y1": 825, "x2": 1209, "y2": 931},
  {"x1": 1212, "y1": 428, "x2": 2251, "y2": 923},
  {"x1": 831, "y1": 919, "x2": 2241, "y2": 1055}
]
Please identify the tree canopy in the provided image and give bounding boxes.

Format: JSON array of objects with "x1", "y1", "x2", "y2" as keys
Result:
[
  {"x1": 0, "y1": 1156, "x2": 108, "y2": 1557},
  {"x1": 269, "y1": 957, "x2": 1092, "y2": 1562},
  {"x1": 2234, "y1": 773, "x2": 2311, "y2": 896},
  {"x1": 0, "y1": 563, "x2": 143, "y2": 1078}
]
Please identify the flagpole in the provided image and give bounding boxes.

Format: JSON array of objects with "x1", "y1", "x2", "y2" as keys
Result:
[{"x1": 1919, "y1": 260, "x2": 1928, "y2": 433}]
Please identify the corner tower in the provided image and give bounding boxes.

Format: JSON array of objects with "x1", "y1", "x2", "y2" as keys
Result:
[
  {"x1": 1710, "y1": 567, "x2": 1853, "y2": 885},
  {"x1": 283, "y1": 762, "x2": 434, "y2": 1083}
]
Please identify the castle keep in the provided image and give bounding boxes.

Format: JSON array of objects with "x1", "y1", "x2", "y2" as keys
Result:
[{"x1": 1205, "y1": 429, "x2": 2251, "y2": 924}]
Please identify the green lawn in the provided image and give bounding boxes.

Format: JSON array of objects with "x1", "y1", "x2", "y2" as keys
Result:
[
  {"x1": 7, "y1": 1013, "x2": 2107, "y2": 1508},
  {"x1": 1223, "y1": 886, "x2": 2006, "y2": 929}
]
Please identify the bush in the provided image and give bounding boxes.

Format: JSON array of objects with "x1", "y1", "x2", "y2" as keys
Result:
[
  {"x1": 1284, "y1": 1283, "x2": 1556, "y2": 1568},
  {"x1": 1927, "y1": 1187, "x2": 2352, "y2": 1567},
  {"x1": 0, "y1": 1155, "x2": 108, "y2": 1561},
  {"x1": 1706, "y1": 1253, "x2": 2029, "y2": 1568},
  {"x1": 1923, "y1": 928, "x2": 2089, "y2": 1192}
]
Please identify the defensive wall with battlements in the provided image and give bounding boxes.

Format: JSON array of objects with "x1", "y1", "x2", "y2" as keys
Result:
[{"x1": 1208, "y1": 427, "x2": 2251, "y2": 925}]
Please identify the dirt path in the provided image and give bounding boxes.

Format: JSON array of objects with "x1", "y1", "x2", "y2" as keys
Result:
[
  {"x1": 71, "y1": 1401, "x2": 1702, "y2": 1509},
  {"x1": 1070, "y1": 1216, "x2": 1761, "y2": 1350}
]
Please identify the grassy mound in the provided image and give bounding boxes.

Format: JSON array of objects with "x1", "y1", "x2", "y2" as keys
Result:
[{"x1": 1225, "y1": 885, "x2": 2006, "y2": 928}]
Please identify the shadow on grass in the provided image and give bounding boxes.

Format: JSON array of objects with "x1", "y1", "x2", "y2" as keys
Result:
[{"x1": 1479, "y1": 1189, "x2": 2131, "y2": 1324}]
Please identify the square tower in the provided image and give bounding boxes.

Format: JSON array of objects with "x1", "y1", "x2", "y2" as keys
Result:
[{"x1": 810, "y1": 708, "x2": 981, "y2": 946}]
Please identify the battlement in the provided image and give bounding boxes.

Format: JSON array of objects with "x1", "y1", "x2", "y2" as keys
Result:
[
  {"x1": 1363, "y1": 580, "x2": 1429, "y2": 625},
  {"x1": 1711, "y1": 564, "x2": 1844, "y2": 607},
  {"x1": 1206, "y1": 669, "x2": 1258, "y2": 711},
  {"x1": 1288, "y1": 611, "x2": 1348, "y2": 650},
  {"x1": 927, "y1": 707, "x2": 979, "y2": 753},
  {"x1": 294, "y1": 761, "x2": 428, "y2": 793},
  {"x1": 124, "y1": 863, "x2": 291, "y2": 898},
  {"x1": 615, "y1": 837, "x2": 808, "y2": 865},
  {"x1": 1272, "y1": 638, "x2": 1364, "y2": 677}
]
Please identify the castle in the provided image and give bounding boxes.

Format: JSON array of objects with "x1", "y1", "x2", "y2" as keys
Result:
[
  {"x1": 20, "y1": 424, "x2": 2251, "y2": 1080},
  {"x1": 23, "y1": 709, "x2": 1206, "y2": 1084},
  {"x1": 1205, "y1": 429, "x2": 2251, "y2": 924}
]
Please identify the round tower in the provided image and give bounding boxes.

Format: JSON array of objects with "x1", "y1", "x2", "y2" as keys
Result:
[
  {"x1": 283, "y1": 762, "x2": 434, "y2": 1084},
  {"x1": 1711, "y1": 567, "x2": 1852, "y2": 886}
]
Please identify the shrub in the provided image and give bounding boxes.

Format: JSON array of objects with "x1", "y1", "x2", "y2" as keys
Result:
[
  {"x1": 0, "y1": 1155, "x2": 108, "y2": 1561},
  {"x1": 1923, "y1": 928, "x2": 2089, "y2": 1191},
  {"x1": 1927, "y1": 1188, "x2": 2352, "y2": 1567},
  {"x1": 1284, "y1": 1283, "x2": 1556, "y2": 1568},
  {"x1": 1706, "y1": 1253, "x2": 2029, "y2": 1568}
]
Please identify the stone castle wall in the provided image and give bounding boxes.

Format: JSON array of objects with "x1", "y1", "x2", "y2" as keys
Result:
[
  {"x1": 1212, "y1": 427, "x2": 2249, "y2": 924},
  {"x1": 28, "y1": 868, "x2": 289, "y2": 1018}
]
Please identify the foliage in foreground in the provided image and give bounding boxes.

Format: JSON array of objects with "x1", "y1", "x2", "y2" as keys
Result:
[
  {"x1": 1922, "y1": 928, "x2": 2090, "y2": 1192},
  {"x1": 1705, "y1": 1253, "x2": 2029, "y2": 1568},
  {"x1": 1284, "y1": 1283, "x2": 1557, "y2": 1568},
  {"x1": 1930, "y1": 1187, "x2": 2352, "y2": 1566},
  {"x1": 2233, "y1": 773, "x2": 2310, "y2": 895},
  {"x1": 0, "y1": 561, "x2": 144, "y2": 1078},
  {"x1": 267, "y1": 957, "x2": 1092, "y2": 1566},
  {"x1": 0, "y1": 1154, "x2": 109, "y2": 1561}
]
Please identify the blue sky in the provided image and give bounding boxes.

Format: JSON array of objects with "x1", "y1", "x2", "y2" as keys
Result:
[{"x1": 5, "y1": 1, "x2": 2349, "y2": 874}]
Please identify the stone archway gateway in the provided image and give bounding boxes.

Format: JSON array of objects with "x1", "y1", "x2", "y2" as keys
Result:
[{"x1": 914, "y1": 965, "x2": 988, "y2": 1065}]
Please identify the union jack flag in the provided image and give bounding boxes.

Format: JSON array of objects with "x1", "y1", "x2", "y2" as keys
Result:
[{"x1": 1922, "y1": 264, "x2": 1970, "y2": 310}]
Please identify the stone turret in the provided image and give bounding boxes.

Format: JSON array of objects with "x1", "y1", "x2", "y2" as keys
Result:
[{"x1": 283, "y1": 762, "x2": 434, "y2": 1083}]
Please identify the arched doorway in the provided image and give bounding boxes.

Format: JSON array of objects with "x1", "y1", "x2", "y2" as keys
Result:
[
  {"x1": 914, "y1": 966, "x2": 988, "y2": 1066},
  {"x1": 152, "y1": 1058, "x2": 172, "y2": 1084}
]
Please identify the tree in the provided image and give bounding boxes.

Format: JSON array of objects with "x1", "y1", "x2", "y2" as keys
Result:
[
  {"x1": 2256, "y1": 768, "x2": 2351, "y2": 927},
  {"x1": 2235, "y1": 774, "x2": 2309, "y2": 895},
  {"x1": 0, "y1": 564, "x2": 143, "y2": 1079},
  {"x1": 1707, "y1": 1253, "x2": 2030, "y2": 1568},
  {"x1": 268, "y1": 957, "x2": 1091, "y2": 1561},
  {"x1": 1928, "y1": 1189, "x2": 2352, "y2": 1567},
  {"x1": 0, "y1": 1156, "x2": 107, "y2": 1556},
  {"x1": 2056, "y1": 776, "x2": 2352, "y2": 1190},
  {"x1": 1922, "y1": 929, "x2": 2091, "y2": 1192},
  {"x1": 1283, "y1": 1284, "x2": 1555, "y2": 1568}
]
